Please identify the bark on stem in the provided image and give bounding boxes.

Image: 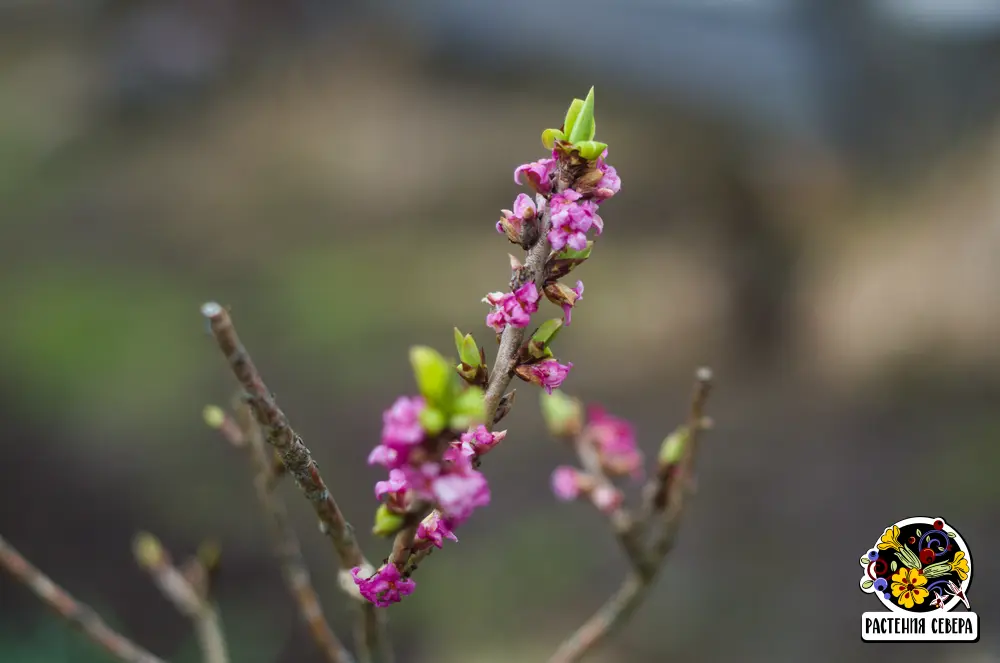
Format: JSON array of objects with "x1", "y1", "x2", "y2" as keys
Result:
[
  {"x1": 0, "y1": 535, "x2": 165, "y2": 663},
  {"x1": 482, "y1": 178, "x2": 570, "y2": 429},
  {"x1": 214, "y1": 406, "x2": 357, "y2": 663},
  {"x1": 200, "y1": 303, "x2": 388, "y2": 663},
  {"x1": 133, "y1": 535, "x2": 229, "y2": 663}
]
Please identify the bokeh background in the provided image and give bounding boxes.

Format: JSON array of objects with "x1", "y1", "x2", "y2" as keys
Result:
[{"x1": 2, "y1": 1, "x2": 999, "y2": 662}]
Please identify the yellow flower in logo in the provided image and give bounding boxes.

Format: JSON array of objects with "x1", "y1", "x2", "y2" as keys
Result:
[
  {"x1": 878, "y1": 525, "x2": 902, "y2": 551},
  {"x1": 950, "y1": 551, "x2": 970, "y2": 580},
  {"x1": 891, "y1": 567, "x2": 929, "y2": 609}
]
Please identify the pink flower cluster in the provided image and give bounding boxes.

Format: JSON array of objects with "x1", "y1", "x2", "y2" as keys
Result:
[
  {"x1": 368, "y1": 400, "x2": 500, "y2": 526},
  {"x1": 351, "y1": 564, "x2": 415, "y2": 608},
  {"x1": 512, "y1": 149, "x2": 620, "y2": 253},
  {"x1": 587, "y1": 406, "x2": 644, "y2": 479},
  {"x1": 356, "y1": 403, "x2": 506, "y2": 606},
  {"x1": 549, "y1": 405, "x2": 643, "y2": 514},
  {"x1": 484, "y1": 282, "x2": 540, "y2": 334}
]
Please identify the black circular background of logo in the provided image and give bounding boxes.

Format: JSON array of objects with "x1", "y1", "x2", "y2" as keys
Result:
[{"x1": 865, "y1": 519, "x2": 969, "y2": 613}]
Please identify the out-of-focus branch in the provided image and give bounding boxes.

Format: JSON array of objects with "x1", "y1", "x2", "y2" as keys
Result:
[
  {"x1": 199, "y1": 302, "x2": 389, "y2": 663},
  {"x1": 548, "y1": 368, "x2": 714, "y2": 663},
  {"x1": 206, "y1": 404, "x2": 357, "y2": 663},
  {"x1": 133, "y1": 533, "x2": 229, "y2": 663},
  {"x1": 0, "y1": 535, "x2": 165, "y2": 663}
]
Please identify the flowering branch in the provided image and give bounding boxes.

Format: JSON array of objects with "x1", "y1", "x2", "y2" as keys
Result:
[
  {"x1": 199, "y1": 302, "x2": 388, "y2": 663},
  {"x1": 132, "y1": 533, "x2": 229, "y2": 663},
  {"x1": 546, "y1": 368, "x2": 714, "y2": 663},
  {"x1": 205, "y1": 403, "x2": 357, "y2": 663},
  {"x1": 0, "y1": 535, "x2": 165, "y2": 663},
  {"x1": 354, "y1": 89, "x2": 619, "y2": 600}
]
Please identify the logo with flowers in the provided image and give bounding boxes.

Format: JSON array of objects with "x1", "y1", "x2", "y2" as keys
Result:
[{"x1": 859, "y1": 517, "x2": 972, "y2": 613}]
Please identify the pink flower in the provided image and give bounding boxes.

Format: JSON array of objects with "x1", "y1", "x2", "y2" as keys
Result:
[
  {"x1": 497, "y1": 193, "x2": 537, "y2": 237},
  {"x1": 514, "y1": 158, "x2": 556, "y2": 194},
  {"x1": 551, "y1": 466, "x2": 582, "y2": 500},
  {"x1": 367, "y1": 444, "x2": 398, "y2": 468},
  {"x1": 374, "y1": 462, "x2": 440, "y2": 504},
  {"x1": 374, "y1": 468, "x2": 408, "y2": 500},
  {"x1": 548, "y1": 191, "x2": 603, "y2": 252},
  {"x1": 594, "y1": 151, "x2": 621, "y2": 200},
  {"x1": 432, "y1": 469, "x2": 490, "y2": 524},
  {"x1": 380, "y1": 396, "x2": 426, "y2": 453},
  {"x1": 351, "y1": 564, "x2": 416, "y2": 607},
  {"x1": 587, "y1": 406, "x2": 643, "y2": 480},
  {"x1": 518, "y1": 359, "x2": 573, "y2": 394},
  {"x1": 563, "y1": 281, "x2": 584, "y2": 325},
  {"x1": 484, "y1": 282, "x2": 540, "y2": 333},
  {"x1": 458, "y1": 425, "x2": 506, "y2": 458},
  {"x1": 591, "y1": 484, "x2": 623, "y2": 514},
  {"x1": 416, "y1": 511, "x2": 458, "y2": 549}
]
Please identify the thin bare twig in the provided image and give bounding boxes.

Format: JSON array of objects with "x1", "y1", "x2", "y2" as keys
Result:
[
  {"x1": 209, "y1": 405, "x2": 357, "y2": 663},
  {"x1": 133, "y1": 534, "x2": 229, "y2": 663},
  {"x1": 200, "y1": 302, "x2": 389, "y2": 663},
  {"x1": 572, "y1": 432, "x2": 647, "y2": 577},
  {"x1": 548, "y1": 368, "x2": 714, "y2": 663},
  {"x1": 0, "y1": 535, "x2": 165, "y2": 663}
]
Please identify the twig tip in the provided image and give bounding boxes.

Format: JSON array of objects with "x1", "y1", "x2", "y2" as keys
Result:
[{"x1": 201, "y1": 302, "x2": 224, "y2": 319}]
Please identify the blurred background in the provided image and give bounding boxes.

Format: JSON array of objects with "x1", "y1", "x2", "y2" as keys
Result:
[{"x1": 2, "y1": 1, "x2": 999, "y2": 661}]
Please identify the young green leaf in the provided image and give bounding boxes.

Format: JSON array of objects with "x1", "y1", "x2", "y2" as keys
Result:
[
  {"x1": 419, "y1": 406, "x2": 448, "y2": 436},
  {"x1": 574, "y1": 140, "x2": 608, "y2": 161},
  {"x1": 460, "y1": 334, "x2": 481, "y2": 369},
  {"x1": 410, "y1": 345, "x2": 455, "y2": 408},
  {"x1": 568, "y1": 87, "x2": 596, "y2": 143},
  {"x1": 542, "y1": 128, "x2": 566, "y2": 150},
  {"x1": 540, "y1": 390, "x2": 583, "y2": 437},
  {"x1": 563, "y1": 98, "x2": 585, "y2": 138}
]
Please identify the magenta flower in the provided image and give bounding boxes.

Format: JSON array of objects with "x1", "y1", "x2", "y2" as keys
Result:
[
  {"x1": 563, "y1": 281, "x2": 584, "y2": 325},
  {"x1": 484, "y1": 282, "x2": 540, "y2": 333},
  {"x1": 416, "y1": 511, "x2": 459, "y2": 549},
  {"x1": 458, "y1": 425, "x2": 506, "y2": 458},
  {"x1": 367, "y1": 444, "x2": 398, "y2": 468},
  {"x1": 518, "y1": 359, "x2": 573, "y2": 394},
  {"x1": 374, "y1": 468, "x2": 408, "y2": 500},
  {"x1": 381, "y1": 396, "x2": 426, "y2": 452},
  {"x1": 497, "y1": 193, "x2": 537, "y2": 239},
  {"x1": 351, "y1": 564, "x2": 416, "y2": 607},
  {"x1": 432, "y1": 469, "x2": 490, "y2": 524},
  {"x1": 587, "y1": 406, "x2": 643, "y2": 479},
  {"x1": 514, "y1": 157, "x2": 557, "y2": 195},
  {"x1": 594, "y1": 151, "x2": 621, "y2": 199},
  {"x1": 548, "y1": 191, "x2": 603, "y2": 252},
  {"x1": 551, "y1": 466, "x2": 582, "y2": 501}
]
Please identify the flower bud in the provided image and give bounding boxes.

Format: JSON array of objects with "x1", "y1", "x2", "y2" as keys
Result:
[
  {"x1": 526, "y1": 318, "x2": 563, "y2": 360},
  {"x1": 544, "y1": 243, "x2": 593, "y2": 281},
  {"x1": 133, "y1": 532, "x2": 165, "y2": 569},
  {"x1": 540, "y1": 390, "x2": 584, "y2": 438},
  {"x1": 658, "y1": 426, "x2": 690, "y2": 468},
  {"x1": 372, "y1": 504, "x2": 406, "y2": 537}
]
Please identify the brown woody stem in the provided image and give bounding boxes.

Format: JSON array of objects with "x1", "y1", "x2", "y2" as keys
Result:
[
  {"x1": 200, "y1": 303, "x2": 388, "y2": 663},
  {"x1": 213, "y1": 405, "x2": 357, "y2": 663},
  {"x1": 133, "y1": 534, "x2": 229, "y2": 663},
  {"x1": 0, "y1": 535, "x2": 165, "y2": 663}
]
